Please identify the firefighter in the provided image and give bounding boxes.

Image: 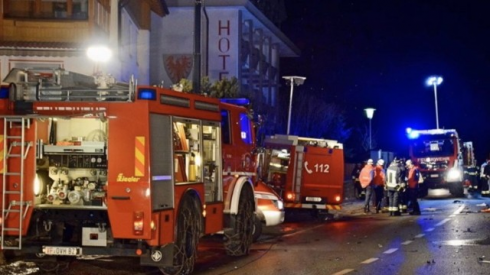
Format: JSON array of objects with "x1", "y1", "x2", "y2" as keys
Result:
[
  {"x1": 480, "y1": 157, "x2": 490, "y2": 196},
  {"x1": 483, "y1": 157, "x2": 490, "y2": 197},
  {"x1": 386, "y1": 159, "x2": 404, "y2": 216},
  {"x1": 465, "y1": 163, "x2": 479, "y2": 192},
  {"x1": 406, "y1": 160, "x2": 421, "y2": 215},
  {"x1": 372, "y1": 159, "x2": 386, "y2": 214},
  {"x1": 398, "y1": 158, "x2": 408, "y2": 213},
  {"x1": 360, "y1": 159, "x2": 375, "y2": 213},
  {"x1": 351, "y1": 162, "x2": 364, "y2": 199}
]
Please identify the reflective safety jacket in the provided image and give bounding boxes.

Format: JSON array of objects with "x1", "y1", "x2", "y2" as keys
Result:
[
  {"x1": 359, "y1": 165, "x2": 374, "y2": 188},
  {"x1": 407, "y1": 166, "x2": 420, "y2": 189},
  {"x1": 386, "y1": 163, "x2": 403, "y2": 190},
  {"x1": 372, "y1": 165, "x2": 386, "y2": 187}
]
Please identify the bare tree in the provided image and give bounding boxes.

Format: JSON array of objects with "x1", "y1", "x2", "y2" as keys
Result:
[{"x1": 290, "y1": 94, "x2": 352, "y2": 143}]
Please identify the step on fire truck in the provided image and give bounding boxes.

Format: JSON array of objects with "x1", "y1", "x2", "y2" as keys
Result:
[
  {"x1": 0, "y1": 67, "x2": 262, "y2": 274},
  {"x1": 407, "y1": 128, "x2": 474, "y2": 197},
  {"x1": 258, "y1": 135, "x2": 344, "y2": 218}
]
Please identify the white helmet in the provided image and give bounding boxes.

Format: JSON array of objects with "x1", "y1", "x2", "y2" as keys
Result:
[
  {"x1": 406, "y1": 160, "x2": 413, "y2": 166},
  {"x1": 367, "y1": 159, "x2": 373, "y2": 165},
  {"x1": 377, "y1": 159, "x2": 385, "y2": 166}
]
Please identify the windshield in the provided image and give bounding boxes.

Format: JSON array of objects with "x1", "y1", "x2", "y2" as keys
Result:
[{"x1": 411, "y1": 136, "x2": 456, "y2": 158}]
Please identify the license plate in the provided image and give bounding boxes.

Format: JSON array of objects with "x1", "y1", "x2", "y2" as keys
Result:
[
  {"x1": 305, "y1": 197, "x2": 321, "y2": 202},
  {"x1": 42, "y1": 246, "x2": 82, "y2": 256},
  {"x1": 430, "y1": 174, "x2": 439, "y2": 178}
]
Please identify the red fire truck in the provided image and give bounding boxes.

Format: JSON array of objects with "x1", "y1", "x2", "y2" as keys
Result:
[
  {"x1": 407, "y1": 128, "x2": 472, "y2": 197},
  {"x1": 0, "y1": 67, "x2": 260, "y2": 274},
  {"x1": 258, "y1": 135, "x2": 344, "y2": 217}
]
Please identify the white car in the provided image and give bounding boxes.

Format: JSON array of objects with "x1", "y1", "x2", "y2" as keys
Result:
[{"x1": 253, "y1": 182, "x2": 285, "y2": 241}]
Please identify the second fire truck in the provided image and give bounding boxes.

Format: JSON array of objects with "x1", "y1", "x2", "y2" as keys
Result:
[{"x1": 257, "y1": 135, "x2": 345, "y2": 217}]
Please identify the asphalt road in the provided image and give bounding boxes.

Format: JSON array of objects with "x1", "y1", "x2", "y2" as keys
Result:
[
  {"x1": 4, "y1": 189, "x2": 490, "y2": 275},
  {"x1": 193, "y1": 189, "x2": 490, "y2": 275}
]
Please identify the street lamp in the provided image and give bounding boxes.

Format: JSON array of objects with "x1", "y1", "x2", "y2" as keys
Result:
[
  {"x1": 283, "y1": 76, "x2": 306, "y2": 135},
  {"x1": 86, "y1": 45, "x2": 112, "y2": 75},
  {"x1": 364, "y1": 108, "x2": 376, "y2": 150},
  {"x1": 426, "y1": 76, "x2": 443, "y2": 129}
]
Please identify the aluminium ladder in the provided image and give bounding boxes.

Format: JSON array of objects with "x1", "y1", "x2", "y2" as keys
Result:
[{"x1": 1, "y1": 117, "x2": 32, "y2": 249}]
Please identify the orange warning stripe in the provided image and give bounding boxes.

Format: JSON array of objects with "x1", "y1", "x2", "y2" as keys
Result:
[
  {"x1": 135, "y1": 137, "x2": 145, "y2": 177},
  {"x1": 0, "y1": 135, "x2": 3, "y2": 174}
]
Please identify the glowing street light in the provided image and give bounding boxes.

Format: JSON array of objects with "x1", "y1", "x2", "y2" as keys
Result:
[
  {"x1": 86, "y1": 45, "x2": 112, "y2": 75},
  {"x1": 282, "y1": 76, "x2": 306, "y2": 135},
  {"x1": 426, "y1": 76, "x2": 443, "y2": 129},
  {"x1": 364, "y1": 108, "x2": 376, "y2": 150}
]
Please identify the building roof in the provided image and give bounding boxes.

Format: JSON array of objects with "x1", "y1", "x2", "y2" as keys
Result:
[{"x1": 0, "y1": 41, "x2": 83, "y2": 57}]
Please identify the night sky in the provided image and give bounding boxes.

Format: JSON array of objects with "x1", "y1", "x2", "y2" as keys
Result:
[{"x1": 280, "y1": 0, "x2": 490, "y2": 163}]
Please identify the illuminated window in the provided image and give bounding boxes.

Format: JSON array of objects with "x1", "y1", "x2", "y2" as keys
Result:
[{"x1": 239, "y1": 113, "x2": 252, "y2": 144}]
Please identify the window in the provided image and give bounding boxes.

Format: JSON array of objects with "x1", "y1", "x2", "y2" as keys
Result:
[
  {"x1": 239, "y1": 113, "x2": 253, "y2": 145},
  {"x1": 3, "y1": 0, "x2": 89, "y2": 20},
  {"x1": 220, "y1": 110, "x2": 231, "y2": 145}
]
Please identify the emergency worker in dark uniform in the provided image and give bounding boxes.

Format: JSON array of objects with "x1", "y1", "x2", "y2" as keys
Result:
[
  {"x1": 465, "y1": 162, "x2": 479, "y2": 192},
  {"x1": 398, "y1": 158, "x2": 408, "y2": 213},
  {"x1": 386, "y1": 159, "x2": 404, "y2": 216},
  {"x1": 483, "y1": 158, "x2": 490, "y2": 197},
  {"x1": 406, "y1": 160, "x2": 421, "y2": 215},
  {"x1": 351, "y1": 162, "x2": 364, "y2": 199},
  {"x1": 478, "y1": 158, "x2": 488, "y2": 195}
]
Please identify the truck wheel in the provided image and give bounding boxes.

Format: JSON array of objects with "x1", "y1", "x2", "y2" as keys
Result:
[
  {"x1": 418, "y1": 185, "x2": 428, "y2": 198},
  {"x1": 450, "y1": 183, "x2": 465, "y2": 197},
  {"x1": 252, "y1": 214, "x2": 263, "y2": 242},
  {"x1": 160, "y1": 193, "x2": 201, "y2": 275},
  {"x1": 224, "y1": 183, "x2": 254, "y2": 256}
]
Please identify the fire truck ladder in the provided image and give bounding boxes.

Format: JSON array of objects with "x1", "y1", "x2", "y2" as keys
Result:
[{"x1": 1, "y1": 117, "x2": 32, "y2": 250}]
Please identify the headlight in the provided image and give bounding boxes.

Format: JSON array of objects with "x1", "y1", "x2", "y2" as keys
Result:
[
  {"x1": 447, "y1": 169, "x2": 462, "y2": 181},
  {"x1": 273, "y1": 200, "x2": 284, "y2": 210}
]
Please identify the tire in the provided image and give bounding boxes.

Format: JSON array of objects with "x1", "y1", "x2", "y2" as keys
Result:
[
  {"x1": 418, "y1": 184, "x2": 428, "y2": 198},
  {"x1": 450, "y1": 183, "x2": 465, "y2": 198},
  {"x1": 224, "y1": 183, "x2": 255, "y2": 256},
  {"x1": 160, "y1": 193, "x2": 201, "y2": 275},
  {"x1": 252, "y1": 214, "x2": 263, "y2": 243}
]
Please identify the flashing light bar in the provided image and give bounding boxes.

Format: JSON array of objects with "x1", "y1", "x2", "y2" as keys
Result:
[
  {"x1": 138, "y1": 88, "x2": 156, "y2": 100},
  {"x1": 406, "y1": 128, "x2": 458, "y2": 139},
  {"x1": 220, "y1": 98, "x2": 250, "y2": 106}
]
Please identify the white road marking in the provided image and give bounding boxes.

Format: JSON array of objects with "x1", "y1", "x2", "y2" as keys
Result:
[
  {"x1": 454, "y1": 205, "x2": 465, "y2": 215},
  {"x1": 332, "y1": 269, "x2": 355, "y2": 275},
  {"x1": 425, "y1": 227, "x2": 434, "y2": 232},
  {"x1": 415, "y1": 234, "x2": 425, "y2": 238},
  {"x1": 384, "y1": 248, "x2": 398, "y2": 254},
  {"x1": 401, "y1": 240, "x2": 412, "y2": 245},
  {"x1": 361, "y1": 258, "x2": 379, "y2": 264},
  {"x1": 436, "y1": 218, "x2": 450, "y2": 226}
]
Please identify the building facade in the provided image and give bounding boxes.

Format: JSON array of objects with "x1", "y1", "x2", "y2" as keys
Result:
[{"x1": 0, "y1": 0, "x2": 298, "y2": 135}]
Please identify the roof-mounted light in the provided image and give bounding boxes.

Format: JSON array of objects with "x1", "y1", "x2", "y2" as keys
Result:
[
  {"x1": 0, "y1": 86, "x2": 8, "y2": 99},
  {"x1": 220, "y1": 98, "x2": 250, "y2": 106},
  {"x1": 138, "y1": 88, "x2": 156, "y2": 100}
]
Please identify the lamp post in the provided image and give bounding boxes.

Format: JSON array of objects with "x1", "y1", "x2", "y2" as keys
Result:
[
  {"x1": 86, "y1": 45, "x2": 112, "y2": 75},
  {"x1": 364, "y1": 108, "x2": 376, "y2": 150},
  {"x1": 426, "y1": 76, "x2": 443, "y2": 129},
  {"x1": 283, "y1": 76, "x2": 306, "y2": 135}
]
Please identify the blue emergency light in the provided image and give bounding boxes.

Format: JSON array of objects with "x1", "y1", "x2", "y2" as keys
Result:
[
  {"x1": 406, "y1": 128, "x2": 420, "y2": 139},
  {"x1": 220, "y1": 98, "x2": 250, "y2": 106},
  {"x1": 138, "y1": 88, "x2": 156, "y2": 100},
  {"x1": 0, "y1": 86, "x2": 9, "y2": 99}
]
